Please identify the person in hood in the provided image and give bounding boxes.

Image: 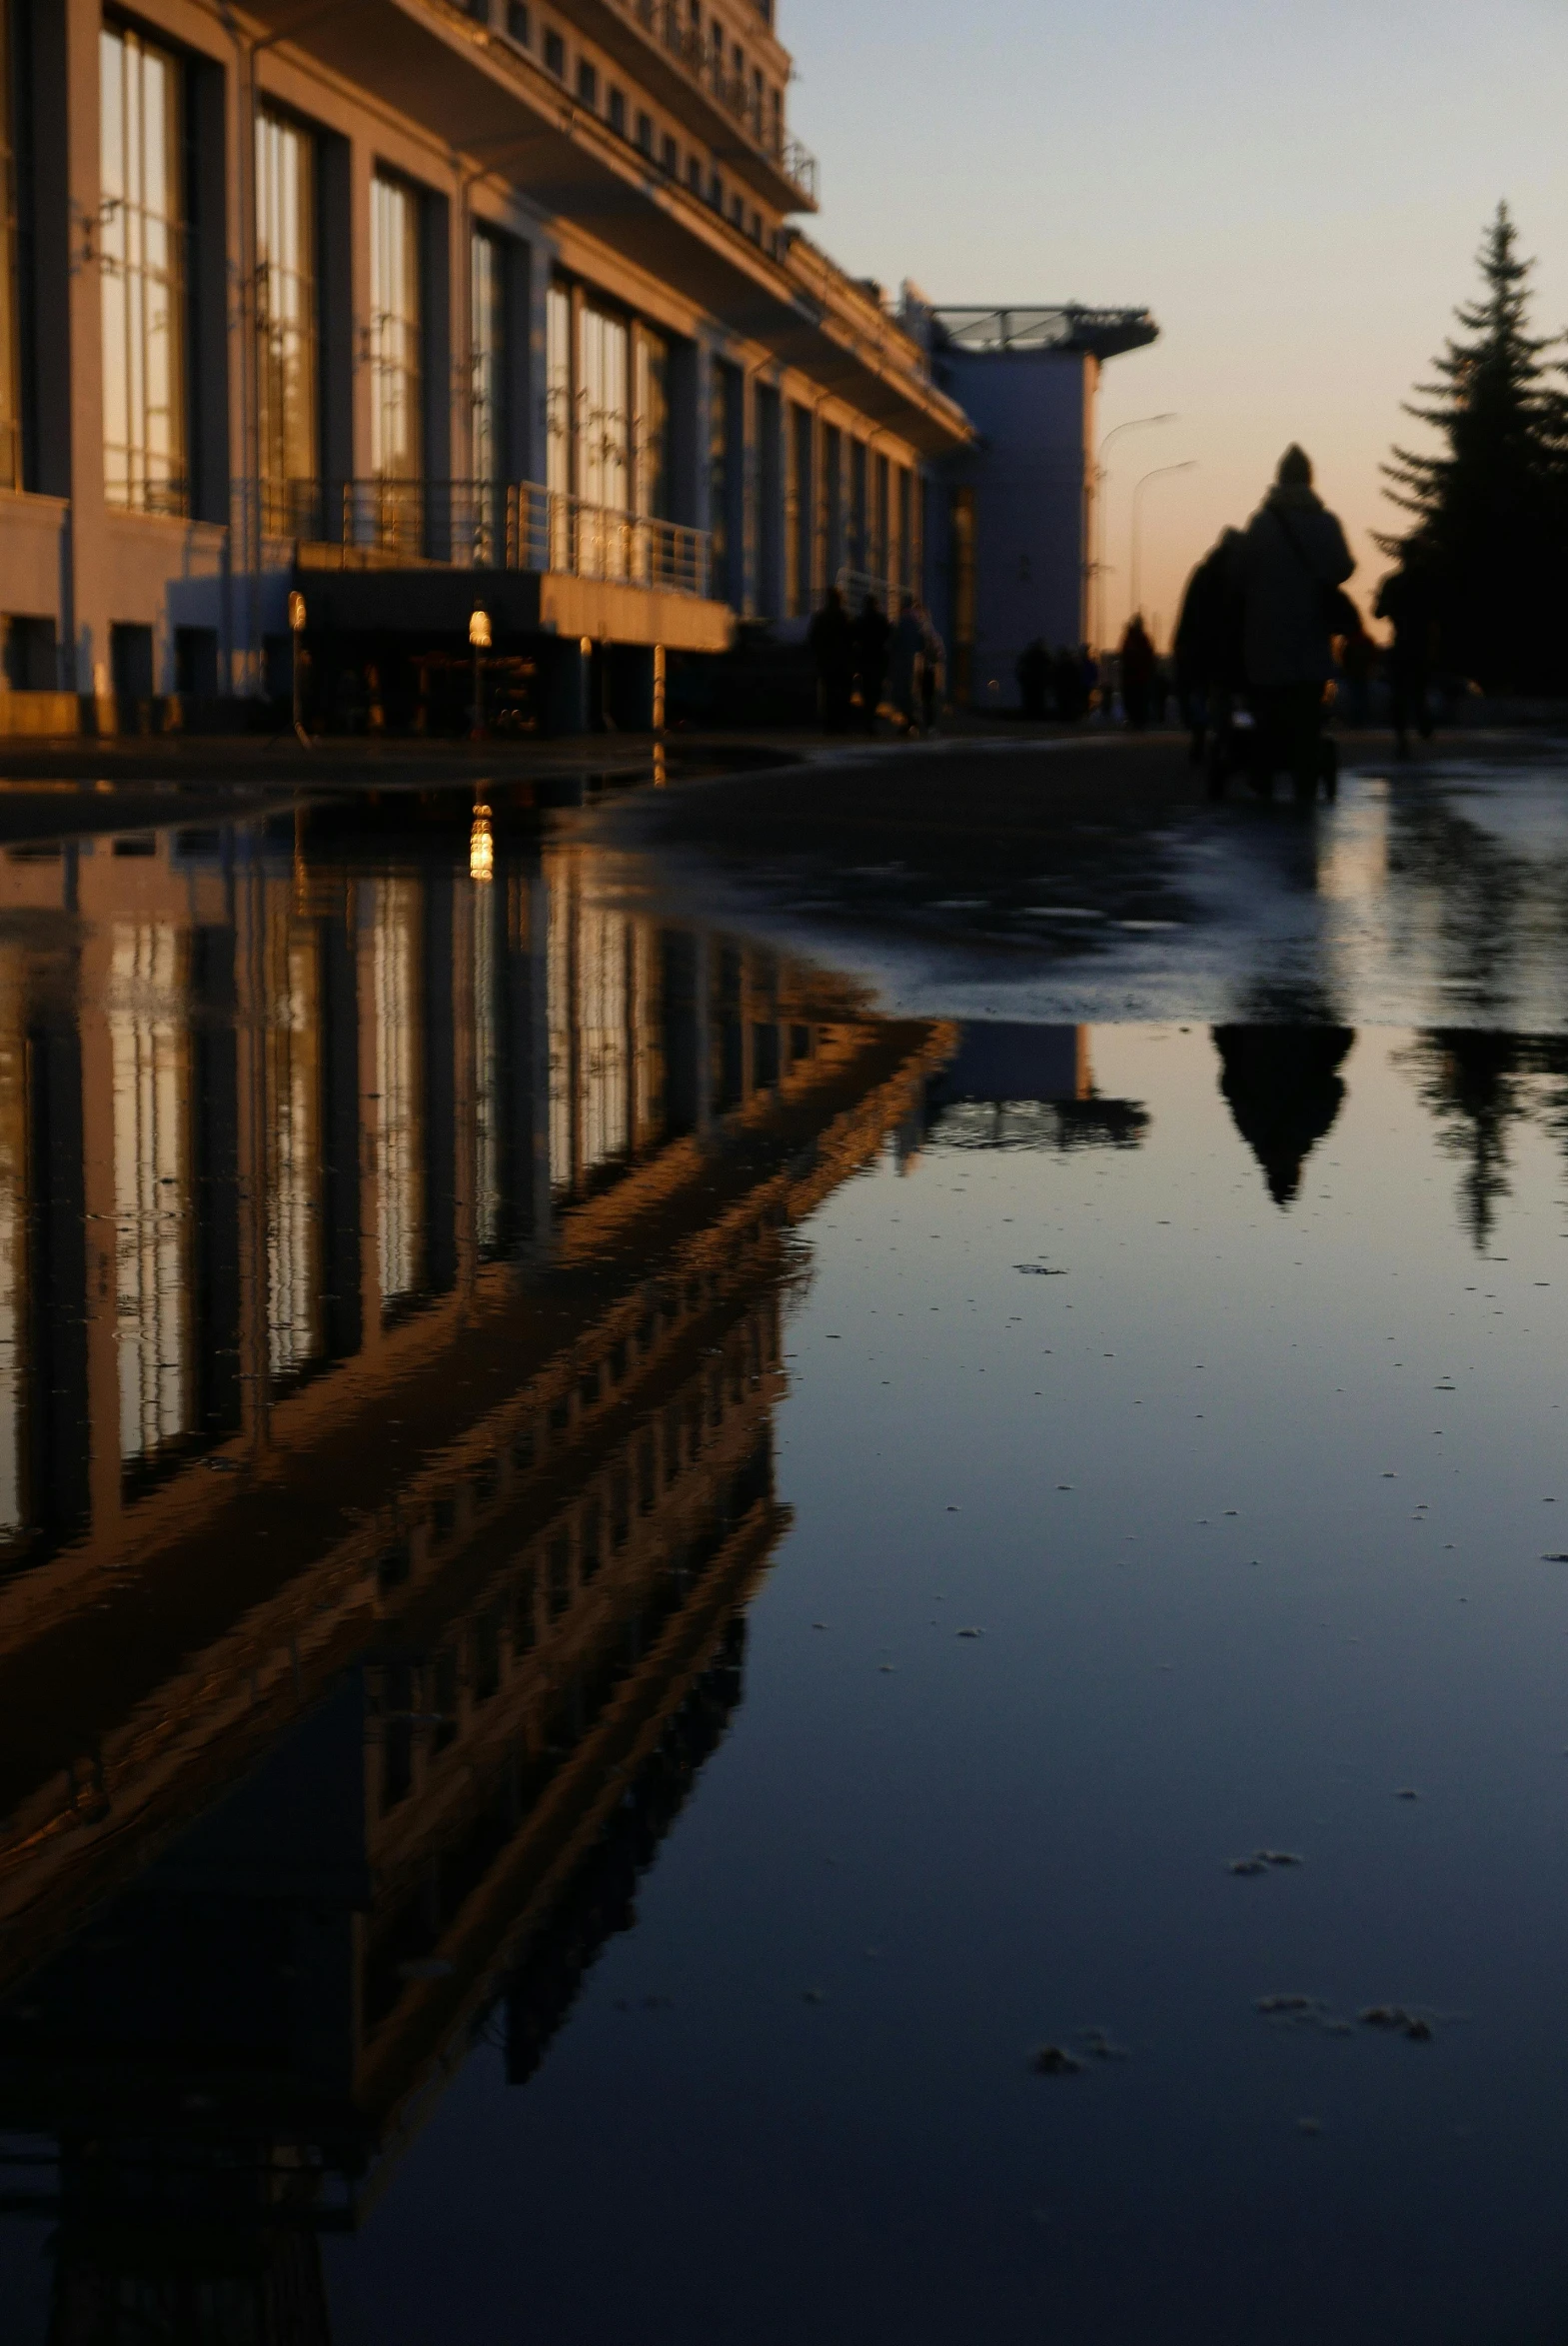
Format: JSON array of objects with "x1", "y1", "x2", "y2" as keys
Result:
[
  {"x1": 1119, "y1": 615, "x2": 1157, "y2": 730},
  {"x1": 1233, "y1": 445, "x2": 1353, "y2": 797},
  {"x1": 1175, "y1": 527, "x2": 1245, "y2": 770}
]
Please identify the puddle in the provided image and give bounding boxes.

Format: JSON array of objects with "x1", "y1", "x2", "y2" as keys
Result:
[{"x1": 0, "y1": 784, "x2": 1563, "y2": 2340}]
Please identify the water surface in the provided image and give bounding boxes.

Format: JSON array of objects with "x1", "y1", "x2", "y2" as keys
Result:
[{"x1": 0, "y1": 771, "x2": 1564, "y2": 2340}]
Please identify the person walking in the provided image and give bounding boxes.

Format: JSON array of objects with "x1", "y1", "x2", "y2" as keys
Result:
[
  {"x1": 807, "y1": 586, "x2": 854, "y2": 733},
  {"x1": 1119, "y1": 615, "x2": 1157, "y2": 730},
  {"x1": 1016, "y1": 637, "x2": 1050, "y2": 721},
  {"x1": 1232, "y1": 445, "x2": 1354, "y2": 799},
  {"x1": 889, "y1": 595, "x2": 925, "y2": 736},
  {"x1": 1374, "y1": 559, "x2": 1437, "y2": 758},
  {"x1": 854, "y1": 593, "x2": 891, "y2": 736},
  {"x1": 1174, "y1": 527, "x2": 1245, "y2": 773}
]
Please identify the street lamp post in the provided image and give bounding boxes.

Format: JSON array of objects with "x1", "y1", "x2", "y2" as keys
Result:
[
  {"x1": 288, "y1": 590, "x2": 310, "y2": 748},
  {"x1": 469, "y1": 604, "x2": 492, "y2": 740},
  {"x1": 1094, "y1": 412, "x2": 1175, "y2": 652},
  {"x1": 1130, "y1": 461, "x2": 1197, "y2": 631}
]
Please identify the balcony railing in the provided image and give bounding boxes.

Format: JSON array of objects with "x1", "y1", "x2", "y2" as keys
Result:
[
  {"x1": 265, "y1": 479, "x2": 712, "y2": 598},
  {"x1": 625, "y1": 0, "x2": 817, "y2": 206}
]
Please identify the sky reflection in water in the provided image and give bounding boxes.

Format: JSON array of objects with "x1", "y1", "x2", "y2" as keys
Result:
[{"x1": 0, "y1": 791, "x2": 1563, "y2": 2341}]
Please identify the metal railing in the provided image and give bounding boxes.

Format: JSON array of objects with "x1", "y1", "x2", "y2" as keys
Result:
[
  {"x1": 626, "y1": 0, "x2": 817, "y2": 205},
  {"x1": 265, "y1": 478, "x2": 712, "y2": 597}
]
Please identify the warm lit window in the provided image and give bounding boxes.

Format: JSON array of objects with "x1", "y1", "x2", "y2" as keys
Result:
[
  {"x1": 0, "y1": 0, "x2": 19, "y2": 491},
  {"x1": 580, "y1": 301, "x2": 629, "y2": 534},
  {"x1": 635, "y1": 329, "x2": 669, "y2": 523},
  {"x1": 100, "y1": 21, "x2": 187, "y2": 515},
  {"x1": 256, "y1": 110, "x2": 319, "y2": 535},
  {"x1": 370, "y1": 174, "x2": 422, "y2": 485}
]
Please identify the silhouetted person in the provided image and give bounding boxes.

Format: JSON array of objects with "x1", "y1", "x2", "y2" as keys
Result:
[
  {"x1": 1016, "y1": 637, "x2": 1050, "y2": 720},
  {"x1": 1211, "y1": 1024, "x2": 1354, "y2": 1204},
  {"x1": 1175, "y1": 527, "x2": 1245, "y2": 770},
  {"x1": 1077, "y1": 644, "x2": 1100, "y2": 719},
  {"x1": 1336, "y1": 601, "x2": 1374, "y2": 729},
  {"x1": 1374, "y1": 560, "x2": 1437, "y2": 758},
  {"x1": 890, "y1": 595, "x2": 925, "y2": 735},
  {"x1": 1119, "y1": 615, "x2": 1156, "y2": 729},
  {"x1": 808, "y1": 586, "x2": 854, "y2": 732},
  {"x1": 920, "y1": 610, "x2": 944, "y2": 732},
  {"x1": 854, "y1": 594, "x2": 890, "y2": 735},
  {"x1": 1233, "y1": 445, "x2": 1353, "y2": 799}
]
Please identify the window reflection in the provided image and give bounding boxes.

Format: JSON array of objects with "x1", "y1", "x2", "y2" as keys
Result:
[
  {"x1": 265, "y1": 909, "x2": 324, "y2": 1386},
  {"x1": 548, "y1": 869, "x2": 634, "y2": 1194},
  {"x1": 473, "y1": 882, "x2": 502, "y2": 1257},
  {"x1": 0, "y1": 954, "x2": 26, "y2": 1540},
  {"x1": 256, "y1": 110, "x2": 319, "y2": 539},
  {"x1": 372, "y1": 878, "x2": 425, "y2": 1314},
  {"x1": 100, "y1": 22, "x2": 187, "y2": 517},
  {"x1": 110, "y1": 924, "x2": 192, "y2": 1471}
]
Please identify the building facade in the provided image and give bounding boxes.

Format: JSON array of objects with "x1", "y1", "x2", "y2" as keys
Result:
[
  {"x1": 0, "y1": 0, "x2": 972, "y2": 730},
  {"x1": 915, "y1": 303, "x2": 1158, "y2": 705}
]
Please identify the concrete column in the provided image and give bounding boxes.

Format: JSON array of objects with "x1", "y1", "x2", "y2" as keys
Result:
[
  {"x1": 669, "y1": 335, "x2": 712, "y2": 538},
  {"x1": 755, "y1": 379, "x2": 783, "y2": 622},
  {"x1": 348, "y1": 140, "x2": 376, "y2": 502},
  {"x1": 517, "y1": 234, "x2": 556, "y2": 490}
]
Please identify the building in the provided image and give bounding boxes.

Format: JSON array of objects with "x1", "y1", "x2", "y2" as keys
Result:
[
  {"x1": 914, "y1": 302, "x2": 1158, "y2": 705},
  {"x1": 0, "y1": 0, "x2": 972, "y2": 733}
]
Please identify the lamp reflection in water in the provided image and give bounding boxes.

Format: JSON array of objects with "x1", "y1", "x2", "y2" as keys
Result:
[{"x1": 470, "y1": 799, "x2": 495, "y2": 883}]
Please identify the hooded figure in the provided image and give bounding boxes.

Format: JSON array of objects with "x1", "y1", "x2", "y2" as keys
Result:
[
  {"x1": 1234, "y1": 445, "x2": 1354, "y2": 692},
  {"x1": 1233, "y1": 446, "x2": 1353, "y2": 797}
]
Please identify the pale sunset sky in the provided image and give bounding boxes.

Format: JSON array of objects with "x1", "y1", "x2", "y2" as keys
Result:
[{"x1": 785, "y1": 0, "x2": 1568, "y2": 648}]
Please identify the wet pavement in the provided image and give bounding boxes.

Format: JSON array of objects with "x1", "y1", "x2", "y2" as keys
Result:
[{"x1": 0, "y1": 745, "x2": 1564, "y2": 2339}]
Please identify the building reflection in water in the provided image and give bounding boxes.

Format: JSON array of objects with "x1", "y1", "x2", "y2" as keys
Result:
[
  {"x1": 921, "y1": 1021, "x2": 1150, "y2": 1154},
  {"x1": 0, "y1": 808, "x2": 956, "y2": 2341}
]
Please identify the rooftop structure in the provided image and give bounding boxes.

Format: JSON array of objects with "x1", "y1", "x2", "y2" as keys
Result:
[{"x1": 929, "y1": 306, "x2": 1159, "y2": 361}]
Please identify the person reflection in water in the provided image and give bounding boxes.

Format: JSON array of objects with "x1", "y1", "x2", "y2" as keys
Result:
[
  {"x1": 1233, "y1": 445, "x2": 1354, "y2": 799},
  {"x1": 1211, "y1": 1024, "x2": 1355, "y2": 1204}
]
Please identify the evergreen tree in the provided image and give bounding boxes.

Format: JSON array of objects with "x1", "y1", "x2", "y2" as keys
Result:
[{"x1": 1380, "y1": 204, "x2": 1565, "y2": 692}]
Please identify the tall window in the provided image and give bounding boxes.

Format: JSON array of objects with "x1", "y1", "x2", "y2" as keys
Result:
[
  {"x1": 634, "y1": 329, "x2": 669, "y2": 523},
  {"x1": 369, "y1": 175, "x2": 422, "y2": 483},
  {"x1": 471, "y1": 227, "x2": 507, "y2": 499},
  {"x1": 0, "y1": 0, "x2": 20, "y2": 491},
  {"x1": 100, "y1": 23, "x2": 187, "y2": 515},
  {"x1": 256, "y1": 110, "x2": 319, "y2": 535},
  {"x1": 580, "y1": 303, "x2": 629, "y2": 577}
]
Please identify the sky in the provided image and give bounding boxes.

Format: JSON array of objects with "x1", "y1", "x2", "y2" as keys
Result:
[{"x1": 784, "y1": 0, "x2": 1568, "y2": 649}]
